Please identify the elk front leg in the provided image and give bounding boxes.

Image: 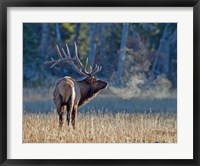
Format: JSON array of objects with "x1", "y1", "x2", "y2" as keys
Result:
[{"x1": 71, "y1": 105, "x2": 78, "y2": 130}]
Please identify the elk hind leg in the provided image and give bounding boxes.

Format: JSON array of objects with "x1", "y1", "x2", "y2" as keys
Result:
[
  {"x1": 57, "y1": 105, "x2": 66, "y2": 128},
  {"x1": 71, "y1": 105, "x2": 77, "y2": 130},
  {"x1": 55, "y1": 94, "x2": 66, "y2": 128},
  {"x1": 66, "y1": 95, "x2": 74, "y2": 126},
  {"x1": 59, "y1": 109, "x2": 65, "y2": 128}
]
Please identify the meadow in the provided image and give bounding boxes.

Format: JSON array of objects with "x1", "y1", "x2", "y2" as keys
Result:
[{"x1": 23, "y1": 88, "x2": 177, "y2": 143}]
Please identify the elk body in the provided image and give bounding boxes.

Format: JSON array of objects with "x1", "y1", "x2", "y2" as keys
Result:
[{"x1": 45, "y1": 43, "x2": 108, "y2": 129}]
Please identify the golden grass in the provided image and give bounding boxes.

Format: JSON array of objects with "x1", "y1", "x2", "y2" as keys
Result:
[{"x1": 23, "y1": 112, "x2": 177, "y2": 143}]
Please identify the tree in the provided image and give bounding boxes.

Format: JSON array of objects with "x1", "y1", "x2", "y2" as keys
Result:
[
  {"x1": 40, "y1": 23, "x2": 49, "y2": 61},
  {"x1": 73, "y1": 23, "x2": 81, "y2": 43},
  {"x1": 88, "y1": 23, "x2": 98, "y2": 67},
  {"x1": 116, "y1": 23, "x2": 129, "y2": 85},
  {"x1": 55, "y1": 23, "x2": 62, "y2": 46},
  {"x1": 130, "y1": 24, "x2": 145, "y2": 51},
  {"x1": 99, "y1": 23, "x2": 105, "y2": 57},
  {"x1": 152, "y1": 24, "x2": 174, "y2": 76}
]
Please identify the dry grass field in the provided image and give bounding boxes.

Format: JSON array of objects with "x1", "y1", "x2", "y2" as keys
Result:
[
  {"x1": 23, "y1": 88, "x2": 177, "y2": 143},
  {"x1": 23, "y1": 112, "x2": 176, "y2": 143}
]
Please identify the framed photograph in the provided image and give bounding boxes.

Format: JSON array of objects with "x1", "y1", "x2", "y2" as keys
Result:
[{"x1": 0, "y1": 0, "x2": 199, "y2": 165}]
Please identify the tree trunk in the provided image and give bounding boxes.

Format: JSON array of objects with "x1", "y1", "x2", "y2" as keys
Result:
[
  {"x1": 88, "y1": 23, "x2": 97, "y2": 67},
  {"x1": 169, "y1": 29, "x2": 177, "y2": 87},
  {"x1": 131, "y1": 24, "x2": 145, "y2": 51},
  {"x1": 40, "y1": 23, "x2": 49, "y2": 61},
  {"x1": 109, "y1": 24, "x2": 117, "y2": 59},
  {"x1": 40, "y1": 23, "x2": 49, "y2": 80},
  {"x1": 116, "y1": 23, "x2": 129, "y2": 85},
  {"x1": 99, "y1": 23, "x2": 105, "y2": 57},
  {"x1": 152, "y1": 24, "x2": 169, "y2": 75},
  {"x1": 55, "y1": 23, "x2": 62, "y2": 47}
]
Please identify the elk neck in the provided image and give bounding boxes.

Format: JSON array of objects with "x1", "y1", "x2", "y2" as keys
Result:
[{"x1": 77, "y1": 80, "x2": 97, "y2": 106}]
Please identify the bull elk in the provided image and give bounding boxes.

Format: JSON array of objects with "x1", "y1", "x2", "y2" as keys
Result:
[{"x1": 44, "y1": 42, "x2": 108, "y2": 129}]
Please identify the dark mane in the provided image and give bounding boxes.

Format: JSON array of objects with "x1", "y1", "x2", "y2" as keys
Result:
[{"x1": 77, "y1": 80, "x2": 98, "y2": 106}]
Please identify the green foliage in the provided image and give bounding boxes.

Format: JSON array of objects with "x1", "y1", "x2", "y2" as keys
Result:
[{"x1": 77, "y1": 23, "x2": 90, "y2": 60}]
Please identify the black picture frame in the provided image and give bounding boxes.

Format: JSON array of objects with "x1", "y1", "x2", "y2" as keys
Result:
[{"x1": 0, "y1": 0, "x2": 199, "y2": 165}]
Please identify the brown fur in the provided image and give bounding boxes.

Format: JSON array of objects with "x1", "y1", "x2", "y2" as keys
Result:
[{"x1": 53, "y1": 76, "x2": 108, "y2": 129}]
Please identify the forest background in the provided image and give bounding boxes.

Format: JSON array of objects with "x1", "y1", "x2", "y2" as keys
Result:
[{"x1": 23, "y1": 23, "x2": 177, "y2": 99}]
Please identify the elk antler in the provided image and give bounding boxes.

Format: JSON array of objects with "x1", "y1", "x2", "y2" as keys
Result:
[{"x1": 44, "y1": 42, "x2": 102, "y2": 77}]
